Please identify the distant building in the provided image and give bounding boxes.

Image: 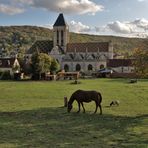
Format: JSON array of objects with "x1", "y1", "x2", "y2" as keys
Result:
[
  {"x1": 0, "y1": 58, "x2": 20, "y2": 75},
  {"x1": 107, "y1": 59, "x2": 134, "y2": 73},
  {"x1": 51, "y1": 13, "x2": 114, "y2": 73}
]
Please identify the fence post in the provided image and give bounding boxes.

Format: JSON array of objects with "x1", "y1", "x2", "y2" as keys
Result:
[{"x1": 64, "y1": 96, "x2": 68, "y2": 107}]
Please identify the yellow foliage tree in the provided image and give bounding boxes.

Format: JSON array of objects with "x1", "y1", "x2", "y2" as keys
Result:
[{"x1": 133, "y1": 46, "x2": 148, "y2": 78}]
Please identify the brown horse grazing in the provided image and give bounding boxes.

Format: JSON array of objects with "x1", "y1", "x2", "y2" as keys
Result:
[{"x1": 67, "y1": 90, "x2": 102, "y2": 114}]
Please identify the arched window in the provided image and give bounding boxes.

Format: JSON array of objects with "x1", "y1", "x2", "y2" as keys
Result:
[
  {"x1": 64, "y1": 64, "x2": 69, "y2": 72},
  {"x1": 76, "y1": 64, "x2": 81, "y2": 71},
  {"x1": 88, "y1": 64, "x2": 93, "y2": 71},
  {"x1": 61, "y1": 30, "x2": 64, "y2": 46},
  {"x1": 100, "y1": 64, "x2": 104, "y2": 70},
  {"x1": 57, "y1": 30, "x2": 59, "y2": 45}
]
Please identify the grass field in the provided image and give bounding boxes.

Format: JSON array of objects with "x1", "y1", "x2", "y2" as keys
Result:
[{"x1": 0, "y1": 79, "x2": 148, "y2": 148}]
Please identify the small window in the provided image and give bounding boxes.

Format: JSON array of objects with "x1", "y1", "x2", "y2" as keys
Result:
[
  {"x1": 64, "y1": 64, "x2": 69, "y2": 72},
  {"x1": 76, "y1": 64, "x2": 81, "y2": 71},
  {"x1": 0, "y1": 60, "x2": 2, "y2": 65},
  {"x1": 88, "y1": 64, "x2": 93, "y2": 71},
  {"x1": 100, "y1": 64, "x2": 104, "y2": 70}
]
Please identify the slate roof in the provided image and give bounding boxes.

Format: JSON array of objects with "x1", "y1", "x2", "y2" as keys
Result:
[
  {"x1": 66, "y1": 42, "x2": 109, "y2": 53},
  {"x1": 0, "y1": 58, "x2": 16, "y2": 68},
  {"x1": 28, "y1": 40, "x2": 53, "y2": 54},
  {"x1": 53, "y1": 13, "x2": 67, "y2": 27},
  {"x1": 107, "y1": 59, "x2": 132, "y2": 67}
]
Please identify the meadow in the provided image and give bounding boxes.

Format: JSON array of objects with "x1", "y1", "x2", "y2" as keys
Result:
[{"x1": 0, "y1": 79, "x2": 148, "y2": 148}]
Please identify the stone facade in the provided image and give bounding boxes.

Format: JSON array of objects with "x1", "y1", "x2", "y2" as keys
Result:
[{"x1": 50, "y1": 13, "x2": 114, "y2": 73}]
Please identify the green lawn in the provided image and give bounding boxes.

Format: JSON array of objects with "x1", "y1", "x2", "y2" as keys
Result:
[{"x1": 0, "y1": 79, "x2": 148, "y2": 148}]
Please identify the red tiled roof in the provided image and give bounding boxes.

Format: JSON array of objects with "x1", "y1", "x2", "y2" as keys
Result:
[
  {"x1": 0, "y1": 58, "x2": 15, "y2": 68},
  {"x1": 67, "y1": 42, "x2": 109, "y2": 53},
  {"x1": 107, "y1": 59, "x2": 132, "y2": 67}
]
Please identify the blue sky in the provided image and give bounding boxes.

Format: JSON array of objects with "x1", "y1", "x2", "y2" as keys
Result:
[{"x1": 0, "y1": 0, "x2": 148, "y2": 37}]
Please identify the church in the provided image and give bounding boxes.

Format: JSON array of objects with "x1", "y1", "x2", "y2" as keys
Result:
[
  {"x1": 51, "y1": 13, "x2": 114, "y2": 73},
  {"x1": 29, "y1": 13, "x2": 114, "y2": 73}
]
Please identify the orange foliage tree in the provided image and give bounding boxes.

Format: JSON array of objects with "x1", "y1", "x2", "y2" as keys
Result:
[{"x1": 132, "y1": 45, "x2": 148, "y2": 78}]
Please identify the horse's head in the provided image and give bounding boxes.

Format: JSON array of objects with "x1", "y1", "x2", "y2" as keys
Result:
[{"x1": 67, "y1": 102, "x2": 73, "y2": 113}]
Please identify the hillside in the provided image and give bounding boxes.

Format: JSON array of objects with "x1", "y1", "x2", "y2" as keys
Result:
[{"x1": 0, "y1": 26, "x2": 147, "y2": 56}]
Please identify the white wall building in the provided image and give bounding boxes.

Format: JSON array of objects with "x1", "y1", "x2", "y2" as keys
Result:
[{"x1": 50, "y1": 13, "x2": 114, "y2": 73}]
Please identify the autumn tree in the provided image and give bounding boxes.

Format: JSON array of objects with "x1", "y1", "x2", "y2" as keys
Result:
[
  {"x1": 132, "y1": 45, "x2": 148, "y2": 78},
  {"x1": 50, "y1": 58, "x2": 60, "y2": 74},
  {"x1": 31, "y1": 52, "x2": 59, "y2": 79}
]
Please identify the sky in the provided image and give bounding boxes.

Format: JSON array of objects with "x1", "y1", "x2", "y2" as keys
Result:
[{"x1": 0, "y1": 0, "x2": 148, "y2": 38}]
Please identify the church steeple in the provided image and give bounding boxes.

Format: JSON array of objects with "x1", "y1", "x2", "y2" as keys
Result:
[
  {"x1": 53, "y1": 13, "x2": 67, "y2": 27},
  {"x1": 53, "y1": 13, "x2": 69, "y2": 52}
]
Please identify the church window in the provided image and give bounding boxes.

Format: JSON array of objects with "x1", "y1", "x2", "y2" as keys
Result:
[
  {"x1": 64, "y1": 64, "x2": 69, "y2": 72},
  {"x1": 92, "y1": 54, "x2": 96, "y2": 59},
  {"x1": 100, "y1": 64, "x2": 104, "y2": 70},
  {"x1": 88, "y1": 64, "x2": 93, "y2": 71},
  {"x1": 61, "y1": 40, "x2": 64, "y2": 46},
  {"x1": 61, "y1": 30, "x2": 64, "y2": 46},
  {"x1": 76, "y1": 64, "x2": 81, "y2": 71},
  {"x1": 57, "y1": 31, "x2": 59, "y2": 45}
]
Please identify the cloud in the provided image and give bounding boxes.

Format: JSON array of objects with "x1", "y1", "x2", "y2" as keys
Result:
[
  {"x1": 107, "y1": 21, "x2": 134, "y2": 34},
  {"x1": 0, "y1": 4, "x2": 25, "y2": 15},
  {"x1": 137, "y1": 0, "x2": 147, "y2": 2},
  {"x1": 95, "y1": 18, "x2": 148, "y2": 38},
  {"x1": 14, "y1": 0, "x2": 104, "y2": 15},
  {"x1": 69, "y1": 20, "x2": 91, "y2": 33},
  {"x1": 132, "y1": 18, "x2": 148, "y2": 31}
]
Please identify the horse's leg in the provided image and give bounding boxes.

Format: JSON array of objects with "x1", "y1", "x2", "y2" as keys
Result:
[
  {"x1": 80, "y1": 102, "x2": 85, "y2": 113},
  {"x1": 99, "y1": 104, "x2": 102, "y2": 115},
  {"x1": 94, "y1": 101, "x2": 98, "y2": 114},
  {"x1": 77, "y1": 101, "x2": 81, "y2": 113}
]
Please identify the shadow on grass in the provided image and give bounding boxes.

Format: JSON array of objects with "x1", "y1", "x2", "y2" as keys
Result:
[{"x1": 0, "y1": 107, "x2": 147, "y2": 148}]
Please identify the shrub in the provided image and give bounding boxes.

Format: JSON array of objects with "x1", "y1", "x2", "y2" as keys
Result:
[{"x1": 0, "y1": 71, "x2": 11, "y2": 80}]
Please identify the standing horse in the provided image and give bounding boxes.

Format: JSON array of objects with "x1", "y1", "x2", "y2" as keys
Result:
[{"x1": 67, "y1": 90, "x2": 102, "y2": 114}]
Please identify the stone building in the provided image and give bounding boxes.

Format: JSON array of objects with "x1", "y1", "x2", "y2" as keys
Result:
[
  {"x1": 50, "y1": 13, "x2": 113, "y2": 73},
  {"x1": 28, "y1": 13, "x2": 136, "y2": 76}
]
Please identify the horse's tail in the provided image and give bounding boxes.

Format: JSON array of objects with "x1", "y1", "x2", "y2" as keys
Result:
[{"x1": 98, "y1": 92, "x2": 102, "y2": 103}]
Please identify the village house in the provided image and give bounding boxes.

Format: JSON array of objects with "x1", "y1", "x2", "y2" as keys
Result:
[
  {"x1": 0, "y1": 58, "x2": 20, "y2": 76},
  {"x1": 107, "y1": 59, "x2": 134, "y2": 73}
]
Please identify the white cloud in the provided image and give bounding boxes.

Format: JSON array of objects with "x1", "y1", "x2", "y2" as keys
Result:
[
  {"x1": 14, "y1": 0, "x2": 104, "y2": 15},
  {"x1": 0, "y1": 4, "x2": 25, "y2": 15},
  {"x1": 95, "y1": 18, "x2": 148, "y2": 38},
  {"x1": 132, "y1": 18, "x2": 148, "y2": 31},
  {"x1": 107, "y1": 21, "x2": 134, "y2": 34},
  {"x1": 137, "y1": 0, "x2": 147, "y2": 2},
  {"x1": 69, "y1": 20, "x2": 91, "y2": 33},
  {"x1": 38, "y1": 24, "x2": 52, "y2": 29}
]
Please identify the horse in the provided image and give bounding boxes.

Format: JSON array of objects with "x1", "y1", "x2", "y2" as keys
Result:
[{"x1": 67, "y1": 90, "x2": 102, "y2": 114}]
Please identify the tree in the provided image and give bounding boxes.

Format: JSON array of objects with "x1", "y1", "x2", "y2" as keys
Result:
[
  {"x1": 50, "y1": 58, "x2": 60, "y2": 74},
  {"x1": 31, "y1": 52, "x2": 59, "y2": 79},
  {"x1": 132, "y1": 46, "x2": 148, "y2": 78}
]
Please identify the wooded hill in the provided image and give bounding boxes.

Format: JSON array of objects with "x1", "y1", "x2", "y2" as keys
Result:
[{"x1": 0, "y1": 26, "x2": 147, "y2": 56}]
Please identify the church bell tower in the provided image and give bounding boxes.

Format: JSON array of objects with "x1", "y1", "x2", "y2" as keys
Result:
[{"x1": 53, "y1": 13, "x2": 69, "y2": 53}]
